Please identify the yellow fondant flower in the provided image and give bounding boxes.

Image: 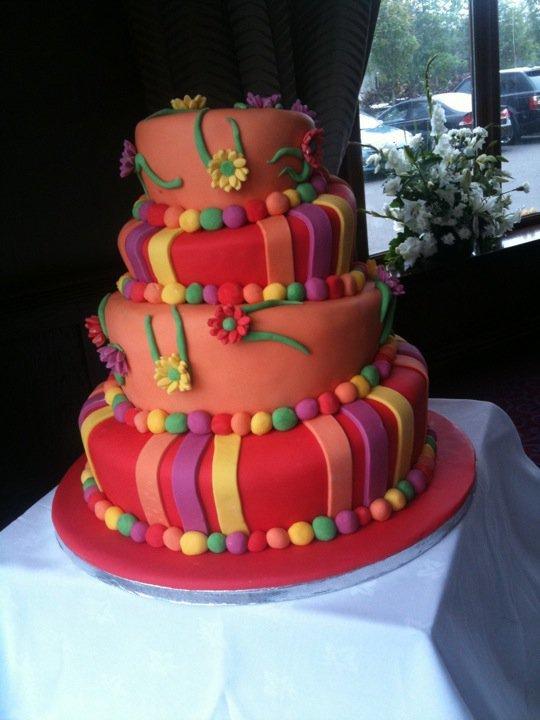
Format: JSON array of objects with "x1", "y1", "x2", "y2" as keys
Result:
[
  {"x1": 207, "y1": 149, "x2": 249, "y2": 192},
  {"x1": 170, "y1": 94, "x2": 207, "y2": 110},
  {"x1": 154, "y1": 354, "x2": 192, "y2": 393}
]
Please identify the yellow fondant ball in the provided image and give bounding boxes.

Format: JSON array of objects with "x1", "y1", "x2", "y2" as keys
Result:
[
  {"x1": 180, "y1": 531, "x2": 208, "y2": 556},
  {"x1": 288, "y1": 521, "x2": 315, "y2": 546},
  {"x1": 104, "y1": 505, "x2": 123, "y2": 530},
  {"x1": 161, "y1": 282, "x2": 186, "y2": 305},
  {"x1": 179, "y1": 208, "x2": 201, "y2": 232},
  {"x1": 80, "y1": 468, "x2": 93, "y2": 484},
  {"x1": 384, "y1": 488, "x2": 407, "y2": 511},
  {"x1": 251, "y1": 411, "x2": 273, "y2": 436},
  {"x1": 116, "y1": 273, "x2": 131, "y2": 292},
  {"x1": 105, "y1": 388, "x2": 123, "y2": 406},
  {"x1": 283, "y1": 188, "x2": 301, "y2": 208},
  {"x1": 350, "y1": 374, "x2": 371, "y2": 398},
  {"x1": 147, "y1": 409, "x2": 167, "y2": 434},
  {"x1": 263, "y1": 283, "x2": 287, "y2": 301},
  {"x1": 350, "y1": 270, "x2": 366, "y2": 292},
  {"x1": 422, "y1": 443, "x2": 435, "y2": 459}
]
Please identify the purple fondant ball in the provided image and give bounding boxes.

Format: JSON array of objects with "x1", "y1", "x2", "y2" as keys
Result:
[
  {"x1": 203, "y1": 284, "x2": 219, "y2": 305},
  {"x1": 311, "y1": 173, "x2": 328, "y2": 194},
  {"x1": 305, "y1": 277, "x2": 329, "y2": 301},
  {"x1": 374, "y1": 359, "x2": 392, "y2": 380},
  {"x1": 123, "y1": 279, "x2": 135, "y2": 298},
  {"x1": 295, "y1": 398, "x2": 319, "y2": 421},
  {"x1": 226, "y1": 531, "x2": 248, "y2": 555},
  {"x1": 406, "y1": 469, "x2": 427, "y2": 494},
  {"x1": 335, "y1": 509, "x2": 360, "y2": 534},
  {"x1": 222, "y1": 205, "x2": 247, "y2": 229},
  {"x1": 130, "y1": 521, "x2": 149, "y2": 543},
  {"x1": 139, "y1": 201, "x2": 153, "y2": 222},
  {"x1": 188, "y1": 410, "x2": 212, "y2": 435},
  {"x1": 114, "y1": 401, "x2": 132, "y2": 423}
]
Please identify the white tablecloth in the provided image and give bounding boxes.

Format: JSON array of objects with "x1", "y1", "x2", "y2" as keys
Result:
[{"x1": 1, "y1": 400, "x2": 539, "y2": 720}]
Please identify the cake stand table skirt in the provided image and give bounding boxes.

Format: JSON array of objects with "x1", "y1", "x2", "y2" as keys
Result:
[{"x1": 1, "y1": 400, "x2": 539, "y2": 720}]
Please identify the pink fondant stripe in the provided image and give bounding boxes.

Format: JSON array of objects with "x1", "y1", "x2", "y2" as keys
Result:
[
  {"x1": 394, "y1": 354, "x2": 429, "y2": 384},
  {"x1": 135, "y1": 434, "x2": 177, "y2": 526},
  {"x1": 171, "y1": 433, "x2": 211, "y2": 533},
  {"x1": 78, "y1": 393, "x2": 106, "y2": 428},
  {"x1": 341, "y1": 399, "x2": 389, "y2": 504},
  {"x1": 397, "y1": 341, "x2": 427, "y2": 367},
  {"x1": 289, "y1": 203, "x2": 332, "y2": 278},
  {"x1": 125, "y1": 223, "x2": 156, "y2": 282}
]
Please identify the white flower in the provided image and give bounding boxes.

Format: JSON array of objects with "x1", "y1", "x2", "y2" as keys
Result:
[
  {"x1": 383, "y1": 176, "x2": 402, "y2": 196},
  {"x1": 401, "y1": 198, "x2": 429, "y2": 233},
  {"x1": 409, "y1": 133, "x2": 424, "y2": 151},
  {"x1": 457, "y1": 227, "x2": 471, "y2": 239},
  {"x1": 421, "y1": 233, "x2": 437, "y2": 257},
  {"x1": 436, "y1": 186, "x2": 456, "y2": 205},
  {"x1": 396, "y1": 236, "x2": 422, "y2": 269},
  {"x1": 441, "y1": 232, "x2": 455, "y2": 245},
  {"x1": 518, "y1": 182, "x2": 530, "y2": 193},
  {"x1": 430, "y1": 103, "x2": 447, "y2": 137},
  {"x1": 385, "y1": 146, "x2": 411, "y2": 174}
]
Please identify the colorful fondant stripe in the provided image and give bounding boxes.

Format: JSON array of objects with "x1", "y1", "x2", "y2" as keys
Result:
[
  {"x1": 288, "y1": 203, "x2": 332, "y2": 278},
  {"x1": 80, "y1": 406, "x2": 114, "y2": 490},
  {"x1": 211, "y1": 434, "x2": 248, "y2": 534},
  {"x1": 341, "y1": 399, "x2": 389, "y2": 504},
  {"x1": 396, "y1": 341, "x2": 427, "y2": 367},
  {"x1": 304, "y1": 415, "x2": 353, "y2": 515},
  {"x1": 125, "y1": 223, "x2": 156, "y2": 282},
  {"x1": 171, "y1": 433, "x2": 211, "y2": 533},
  {"x1": 257, "y1": 215, "x2": 295, "y2": 285},
  {"x1": 78, "y1": 393, "x2": 106, "y2": 427},
  {"x1": 117, "y1": 219, "x2": 139, "y2": 277},
  {"x1": 368, "y1": 386, "x2": 414, "y2": 484},
  {"x1": 394, "y1": 354, "x2": 429, "y2": 384},
  {"x1": 135, "y1": 434, "x2": 177, "y2": 526},
  {"x1": 148, "y1": 227, "x2": 182, "y2": 285},
  {"x1": 314, "y1": 194, "x2": 355, "y2": 275}
]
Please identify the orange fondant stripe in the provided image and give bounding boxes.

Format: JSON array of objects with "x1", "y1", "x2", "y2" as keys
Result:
[
  {"x1": 80, "y1": 406, "x2": 114, "y2": 491},
  {"x1": 304, "y1": 415, "x2": 353, "y2": 515},
  {"x1": 135, "y1": 434, "x2": 177, "y2": 526},
  {"x1": 368, "y1": 386, "x2": 414, "y2": 484},
  {"x1": 117, "y1": 219, "x2": 140, "y2": 277},
  {"x1": 313, "y1": 194, "x2": 355, "y2": 274},
  {"x1": 394, "y1": 355, "x2": 429, "y2": 385},
  {"x1": 148, "y1": 227, "x2": 181, "y2": 285},
  {"x1": 257, "y1": 215, "x2": 295, "y2": 285}
]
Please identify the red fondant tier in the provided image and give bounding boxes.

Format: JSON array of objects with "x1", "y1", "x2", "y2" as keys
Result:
[
  {"x1": 135, "y1": 108, "x2": 314, "y2": 209},
  {"x1": 117, "y1": 189, "x2": 356, "y2": 287},
  {"x1": 80, "y1": 355, "x2": 428, "y2": 535}
]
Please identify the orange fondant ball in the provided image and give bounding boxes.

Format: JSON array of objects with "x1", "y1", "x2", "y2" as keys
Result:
[
  {"x1": 370, "y1": 498, "x2": 392, "y2": 521},
  {"x1": 243, "y1": 283, "x2": 263, "y2": 304},
  {"x1": 266, "y1": 527, "x2": 290, "y2": 549},
  {"x1": 334, "y1": 381, "x2": 358, "y2": 404},
  {"x1": 266, "y1": 191, "x2": 290, "y2": 216},
  {"x1": 163, "y1": 526, "x2": 183, "y2": 551},
  {"x1": 341, "y1": 273, "x2": 357, "y2": 296},
  {"x1": 231, "y1": 411, "x2": 252, "y2": 436},
  {"x1": 164, "y1": 206, "x2": 183, "y2": 228},
  {"x1": 144, "y1": 283, "x2": 163, "y2": 304},
  {"x1": 94, "y1": 500, "x2": 112, "y2": 520}
]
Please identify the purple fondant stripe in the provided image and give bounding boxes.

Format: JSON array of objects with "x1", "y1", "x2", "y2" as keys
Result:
[
  {"x1": 341, "y1": 399, "x2": 389, "y2": 505},
  {"x1": 78, "y1": 393, "x2": 106, "y2": 428},
  {"x1": 171, "y1": 433, "x2": 211, "y2": 533},
  {"x1": 125, "y1": 223, "x2": 156, "y2": 282},
  {"x1": 397, "y1": 342, "x2": 427, "y2": 367},
  {"x1": 289, "y1": 203, "x2": 332, "y2": 279}
]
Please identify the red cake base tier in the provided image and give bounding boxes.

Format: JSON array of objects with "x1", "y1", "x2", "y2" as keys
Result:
[{"x1": 52, "y1": 412, "x2": 475, "y2": 592}]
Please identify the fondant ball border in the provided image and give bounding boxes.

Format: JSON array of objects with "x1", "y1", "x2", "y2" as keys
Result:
[
  {"x1": 80, "y1": 431, "x2": 437, "y2": 556},
  {"x1": 102, "y1": 336, "x2": 401, "y2": 437}
]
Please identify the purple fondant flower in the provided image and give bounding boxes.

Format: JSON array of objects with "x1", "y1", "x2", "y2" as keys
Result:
[
  {"x1": 290, "y1": 99, "x2": 317, "y2": 121},
  {"x1": 245, "y1": 92, "x2": 282, "y2": 109},
  {"x1": 98, "y1": 343, "x2": 128, "y2": 375},
  {"x1": 377, "y1": 266, "x2": 405, "y2": 296},
  {"x1": 119, "y1": 139, "x2": 137, "y2": 178}
]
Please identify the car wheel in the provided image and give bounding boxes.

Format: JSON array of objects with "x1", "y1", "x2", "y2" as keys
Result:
[{"x1": 505, "y1": 114, "x2": 521, "y2": 145}]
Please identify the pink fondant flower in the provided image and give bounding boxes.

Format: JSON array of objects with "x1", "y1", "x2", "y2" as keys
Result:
[
  {"x1": 245, "y1": 92, "x2": 282, "y2": 109},
  {"x1": 377, "y1": 265, "x2": 405, "y2": 296},
  {"x1": 301, "y1": 127, "x2": 324, "y2": 169},
  {"x1": 290, "y1": 99, "x2": 317, "y2": 121},
  {"x1": 84, "y1": 315, "x2": 106, "y2": 348},
  {"x1": 208, "y1": 305, "x2": 251, "y2": 344},
  {"x1": 97, "y1": 343, "x2": 128, "y2": 375},
  {"x1": 119, "y1": 139, "x2": 137, "y2": 178}
]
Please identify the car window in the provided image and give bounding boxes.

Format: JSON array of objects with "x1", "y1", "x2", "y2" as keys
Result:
[
  {"x1": 380, "y1": 104, "x2": 408, "y2": 123},
  {"x1": 525, "y1": 71, "x2": 540, "y2": 91},
  {"x1": 457, "y1": 77, "x2": 472, "y2": 93},
  {"x1": 408, "y1": 100, "x2": 429, "y2": 120},
  {"x1": 500, "y1": 72, "x2": 529, "y2": 93}
]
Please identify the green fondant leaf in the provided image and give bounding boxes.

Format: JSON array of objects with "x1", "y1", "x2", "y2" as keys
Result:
[
  {"x1": 241, "y1": 300, "x2": 302, "y2": 314},
  {"x1": 375, "y1": 280, "x2": 392, "y2": 322},
  {"x1": 97, "y1": 293, "x2": 111, "y2": 339},
  {"x1": 171, "y1": 306, "x2": 188, "y2": 363},
  {"x1": 227, "y1": 117, "x2": 245, "y2": 155},
  {"x1": 134, "y1": 154, "x2": 183, "y2": 190},
  {"x1": 379, "y1": 297, "x2": 396, "y2": 345},
  {"x1": 268, "y1": 146, "x2": 303, "y2": 164},
  {"x1": 144, "y1": 315, "x2": 160, "y2": 363},
  {"x1": 194, "y1": 108, "x2": 211, "y2": 167},
  {"x1": 278, "y1": 160, "x2": 311, "y2": 183},
  {"x1": 243, "y1": 331, "x2": 310, "y2": 355}
]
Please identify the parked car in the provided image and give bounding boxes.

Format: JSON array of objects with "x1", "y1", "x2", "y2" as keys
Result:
[
  {"x1": 359, "y1": 111, "x2": 413, "y2": 177},
  {"x1": 376, "y1": 92, "x2": 512, "y2": 144},
  {"x1": 455, "y1": 67, "x2": 540, "y2": 143}
]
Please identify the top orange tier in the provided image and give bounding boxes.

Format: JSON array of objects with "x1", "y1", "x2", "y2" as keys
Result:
[{"x1": 134, "y1": 108, "x2": 315, "y2": 210}]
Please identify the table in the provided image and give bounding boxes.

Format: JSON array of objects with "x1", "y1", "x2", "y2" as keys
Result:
[{"x1": 1, "y1": 400, "x2": 539, "y2": 720}]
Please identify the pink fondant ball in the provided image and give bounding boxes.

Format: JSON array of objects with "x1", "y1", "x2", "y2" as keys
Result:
[
  {"x1": 226, "y1": 531, "x2": 248, "y2": 555},
  {"x1": 295, "y1": 398, "x2": 319, "y2": 421},
  {"x1": 203, "y1": 284, "x2": 219, "y2": 305},
  {"x1": 222, "y1": 205, "x2": 247, "y2": 229},
  {"x1": 188, "y1": 410, "x2": 212, "y2": 435},
  {"x1": 335, "y1": 510, "x2": 360, "y2": 534},
  {"x1": 407, "y1": 469, "x2": 428, "y2": 493},
  {"x1": 305, "y1": 277, "x2": 329, "y2": 301},
  {"x1": 310, "y1": 173, "x2": 328, "y2": 194},
  {"x1": 130, "y1": 521, "x2": 149, "y2": 543},
  {"x1": 373, "y1": 358, "x2": 392, "y2": 380}
]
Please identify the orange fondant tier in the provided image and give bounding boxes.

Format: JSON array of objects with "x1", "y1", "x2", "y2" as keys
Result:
[
  {"x1": 135, "y1": 108, "x2": 314, "y2": 209},
  {"x1": 118, "y1": 190, "x2": 356, "y2": 287},
  {"x1": 103, "y1": 286, "x2": 384, "y2": 414},
  {"x1": 80, "y1": 355, "x2": 429, "y2": 537}
]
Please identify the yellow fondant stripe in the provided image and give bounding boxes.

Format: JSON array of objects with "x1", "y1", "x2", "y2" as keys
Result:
[
  {"x1": 314, "y1": 193, "x2": 355, "y2": 274},
  {"x1": 211, "y1": 434, "x2": 249, "y2": 534},
  {"x1": 135, "y1": 434, "x2": 177, "y2": 526},
  {"x1": 80, "y1": 406, "x2": 114, "y2": 491},
  {"x1": 257, "y1": 215, "x2": 295, "y2": 285},
  {"x1": 304, "y1": 415, "x2": 353, "y2": 515},
  {"x1": 368, "y1": 386, "x2": 414, "y2": 485},
  {"x1": 148, "y1": 227, "x2": 182, "y2": 285}
]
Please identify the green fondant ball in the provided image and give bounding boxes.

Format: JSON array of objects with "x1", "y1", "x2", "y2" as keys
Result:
[
  {"x1": 114, "y1": 373, "x2": 125, "y2": 386},
  {"x1": 111, "y1": 393, "x2": 127, "y2": 409},
  {"x1": 360, "y1": 364, "x2": 380, "y2": 388},
  {"x1": 164, "y1": 412, "x2": 188, "y2": 434},
  {"x1": 207, "y1": 532, "x2": 227, "y2": 553},
  {"x1": 312, "y1": 515, "x2": 337, "y2": 541},
  {"x1": 117, "y1": 513, "x2": 137, "y2": 537},
  {"x1": 82, "y1": 477, "x2": 97, "y2": 490},
  {"x1": 272, "y1": 406, "x2": 298, "y2": 431},
  {"x1": 296, "y1": 182, "x2": 317, "y2": 202},
  {"x1": 186, "y1": 283, "x2": 204, "y2": 304},
  {"x1": 287, "y1": 282, "x2": 306, "y2": 302},
  {"x1": 396, "y1": 479, "x2": 415, "y2": 502},
  {"x1": 426, "y1": 435, "x2": 437, "y2": 451},
  {"x1": 200, "y1": 207, "x2": 223, "y2": 231},
  {"x1": 132, "y1": 199, "x2": 145, "y2": 219}
]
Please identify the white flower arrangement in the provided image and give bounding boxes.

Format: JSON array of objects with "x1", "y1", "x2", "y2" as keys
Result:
[{"x1": 364, "y1": 58, "x2": 529, "y2": 272}]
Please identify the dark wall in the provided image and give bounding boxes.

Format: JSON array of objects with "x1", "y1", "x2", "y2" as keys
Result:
[{"x1": 2, "y1": 2, "x2": 146, "y2": 527}]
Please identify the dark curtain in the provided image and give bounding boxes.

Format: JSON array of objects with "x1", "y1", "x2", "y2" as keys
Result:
[{"x1": 127, "y1": 0, "x2": 380, "y2": 174}]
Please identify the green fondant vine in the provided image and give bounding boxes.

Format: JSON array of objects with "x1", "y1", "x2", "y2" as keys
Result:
[
  {"x1": 134, "y1": 154, "x2": 183, "y2": 195},
  {"x1": 268, "y1": 147, "x2": 311, "y2": 183}
]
